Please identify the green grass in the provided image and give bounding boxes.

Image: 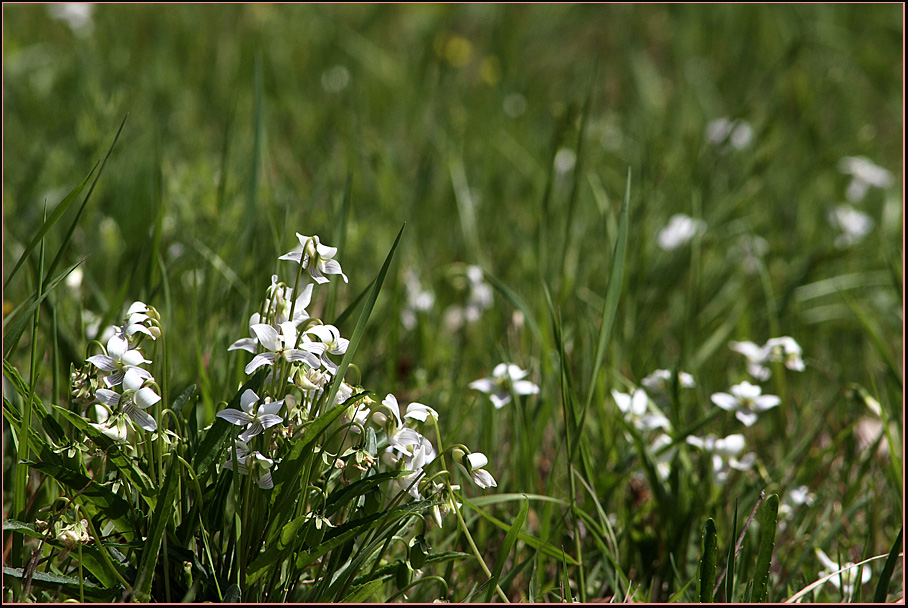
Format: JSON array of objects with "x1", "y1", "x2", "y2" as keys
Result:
[{"x1": 3, "y1": 4, "x2": 903, "y2": 603}]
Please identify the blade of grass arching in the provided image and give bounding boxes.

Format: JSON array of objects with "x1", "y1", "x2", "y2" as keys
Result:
[
  {"x1": 872, "y1": 526, "x2": 902, "y2": 603},
  {"x1": 484, "y1": 496, "x2": 529, "y2": 602},
  {"x1": 332, "y1": 276, "x2": 375, "y2": 328},
  {"x1": 697, "y1": 518, "x2": 718, "y2": 602},
  {"x1": 43, "y1": 114, "x2": 129, "y2": 287},
  {"x1": 838, "y1": 289, "x2": 902, "y2": 389},
  {"x1": 483, "y1": 271, "x2": 543, "y2": 344},
  {"x1": 3, "y1": 259, "x2": 85, "y2": 359},
  {"x1": 584, "y1": 168, "x2": 630, "y2": 413},
  {"x1": 449, "y1": 153, "x2": 488, "y2": 269},
  {"x1": 784, "y1": 552, "x2": 894, "y2": 603},
  {"x1": 752, "y1": 493, "x2": 779, "y2": 603},
  {"x1": 12, "y1": 210, "x2": 46, "y2": 571},
  {"x1": 460, "y1": 496, "x2": 579, "y2": 565},
  {"x1": 3, "y1": 163, "x2": 95, "y2": 290},
  {"x1": 133, "y1": 455, "x2": 180, "y2": 602}
]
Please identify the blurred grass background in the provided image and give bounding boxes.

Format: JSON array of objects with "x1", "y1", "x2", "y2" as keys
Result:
[{"x1": 3, "y1": 4, "x2": 903, "y2": 601}]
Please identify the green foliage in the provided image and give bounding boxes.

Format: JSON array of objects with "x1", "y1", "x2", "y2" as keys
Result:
[{"x1": 3, "y1": 4, "x2": 902, "y2": 603}]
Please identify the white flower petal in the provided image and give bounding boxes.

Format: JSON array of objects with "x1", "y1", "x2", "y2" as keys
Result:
[
  {"x1": 229, "y1": 338, "x2": 258, "y2": 353},
  {"x1": 133, "y1": 387, "x2": 162, "y2": 410},
  {"x1": 711, "y1": 393, "x2": 739, "y2": 411},
  {"x1": 125, "y1": 405, "x2": 157, "y2": 432},
  {"x1": 250, "y1": 324, "x2": 282, "y2": 352},
  {"x1": 753, "y1": 395, "x2": 781, "y2": 412},
  {"x1": 86, "y1": 354, "x2": 116, "y2": 372},
  {"x1": 735, "y1": 410, "x2": 759, "y2": 427},
  {"x1": 216, "y1": 410, "x2": 253, "y2": 426},
  {"x1": 489, "y1": 393, "x2": 511, "y2": 409},
  {"x1": 245, "y1": 353, "x2": 278, "y2": 375},
  {"x1": 469, "y1": 378, "x2": 496, "y2": 394}
]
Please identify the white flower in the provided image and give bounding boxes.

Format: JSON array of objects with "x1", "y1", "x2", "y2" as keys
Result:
[
  {"x1": 464, "y1": 265, "x2": 494, "y2": 323},
  {"x1": 401, "y1": 271, "x2": 435, "y2": 330},
  {"x1": 828, "y1": 205, "x2": 874, "y2": 248},
  {"x1": 48, "y1": 3, "x2": 94, "y2": 33},
  {"x1": 685, "y1": 433, "x2": 756, "y2": 482},
  {"x1": 763, "y1": 336, "x2": 805, "y2": 372},
  {"x1": 304, "y1": 324, "x2": 349, "y2": 374},
  {"x1": 651, "y1": 433, "x2": 676, "y2": 480},
  {"x1": 216, "y1": 389, "x2": 284, "y2": 443},
  {"x1": 815, "y1": 548, "x2": 871, "y2": 596},
  {"x1": 93, "y1": 368, "x2": 160, "y2": 432},
  {"x1": 779, "y1": 485, "x2": 815, "y2": 520},
  {"x1": 404, "y1": 402, "x2": 439, "y2": 425},
  {"x1": 86, "y1": 334, "x2": 152, "y2": 387},
  {"x1": 729, "y1": 340, "x2": 772, "y2": 381},
  {"x1": 222, "y1": 439, "x2": 275, "y2": 489},
  {"x1": 657, "y1": 214, "x2": 706, "y2": 251},
  {"x1": 611, "y1": 389, "x2": 671, "y2": 432},
  {"x1": 243, "y1": 321, "x2": 325, "y2": 375},
  {"x1": 279, "y1": 233, "x2": 348, "y2": 284},
  {"x1": 453, "y1": 450, "x2": 497, "y2": 489},
  {"x1": 838, "y1": 156, "x2": 893, "y2": 202},
  {"x1": 641, "y1": 369, "x2": 696, "y2": 395},
  {"x1": 469, "y1": 363, "x2": 540, "y2": 409},
  {"x1": 711, "y1": 381, "x2": 781, "y2": 427},
  {"x1": 706, "y1": 117, "x2": 754, "y2": 149}
]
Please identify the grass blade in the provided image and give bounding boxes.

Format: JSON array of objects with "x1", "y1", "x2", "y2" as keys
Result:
[
  {"x1": 698, "y1": 518, "x2": 718, "y2": 602},
  {"x1": 484, "y1": 495, "x2": 529, "y2": 602},
  {"x1": 752, "y1": 493, "x2": 779, "y2": 603},
  {"x1": 133, "y1": 454, "x2": 180, "y2": 601},
  {"x1": 872, "y1": 526, "x2": 902, "y2": 603}
]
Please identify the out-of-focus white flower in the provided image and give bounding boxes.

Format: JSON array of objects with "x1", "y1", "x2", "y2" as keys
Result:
[
  {"x1": 469, "y1": 363, "x2": 540, "y2": 409},
  {"x1": 657, "y1": 214, "x2": 706, "y2": 251},
  {"x1": 651, "y1": 433, "x2": 676, "y2": 480},
  {"x1": 711, "y1": 381, "x2": 781, "y2": 427},
  {"x1": 706, "y1": 117, "x2": 754, "y2": 149},
  {"x1": 503, "y1": 93, "x2": 527, "y2": 118},
  {"x1": 815, "y1": 548, "x2": 872, "y2": 596},
  {"x1": 48, "y1": 3, "x2": 94, "y2": 34},
  {"x1": 729, "y1": 340, "x2": 772, "y2": 381},
  {"x1": 779, "y1": 485, "x2": 815, "y2": 520},
  {"x1": 641, "y1": 369, "x2": 696, "y2": 396},
  {"x1": 464, "y1": 265, "x2": 493, "y2": 322},
  {"x1": 763, "y1": 336, "x2": 805, "y2": 372},
  {"x1": 612, "y1": 388, "x2": 671, "y2": 432},
  {"x1": 828, "y1": 205, "x2": 874, "y2": 249},
  {"x1": 838, "y1": 156, "x2": 893, "y2": 202},
  {"x1": 554, "y1": 147, "x2": 577, "y2": 174},
  {"x1": 401, "y1": 271, "x2": 435, "y2": 330},
  {"x1": 686, "y1": 433, "x2": 755, "y2": 483}
]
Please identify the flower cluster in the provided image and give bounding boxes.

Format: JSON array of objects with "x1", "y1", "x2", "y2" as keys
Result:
[
  {"x1": 216, "y1": 234, "x2": 496, "y2": 507},
  {"x1": 78, "y1": 302, "x2": 163, "y2": 439},
  {"x1": 729, "y1": 336, "x2": 805, "y2": 381}
]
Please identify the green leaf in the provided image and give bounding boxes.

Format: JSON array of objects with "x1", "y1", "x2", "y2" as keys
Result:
[
  {"x1": 341, "y1": 578, "x2": 385, "y2": 603},
  {"x1": 2, "y1": 565, "x2": 118, "y2": 601},
  {"x1": 28, "y1": 461, "x2": 136, "y2": 541},
  {"x1": 725, "y1": 500, "x2": 739, "y2": 602},
  {"x1": 3, "y1": 164, "x2": 96, "y2": 289},
  {"x1": 133, "y1": 456, "x2": 180, "y2": 601},
  {"x1": 698, "y1": 518, "x2": 718, "y2": 603},
  {"x1": 3, "y1": 259, "x2": 85, "y2": 359},
  {"x1": 872, "y1": 526, "x2": 902, "y2": 603},
  {"x1": 752, "y1": 493, "x2": 779, "y2": 603},
  {"x1": 460, "y1": 495, "x2": 579, "y2": 565},
  {"x1": 52, "y1": 405, "x2": 155, "y2": 505},
  {"x1": 484, "y1": 495, "x2": 529, "y2": 602},
  {"x1": 223, "y1": 583, "x2": 242, "y2": 603}
]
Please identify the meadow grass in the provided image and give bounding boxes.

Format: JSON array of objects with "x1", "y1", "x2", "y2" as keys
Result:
[{"x1": 2, "y1": 4, "x2": 903, "y2": 602}]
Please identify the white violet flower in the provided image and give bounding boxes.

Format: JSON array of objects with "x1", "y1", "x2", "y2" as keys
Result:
[
  {"x1": 711, "y1": 381, "x2": 781, "y2": 427},
  {"x1": 657, "y1": 214, "x2": 706, "y2": 251},
  {"x1": 279, "y1": 233, "x2": 348, "y2": 284},
  {"x1": 216, "y1": 389, "x2": 284, "y2": 443},
  {"x1": 469, "y1": 363, "x2": 540, "y2": 409}
]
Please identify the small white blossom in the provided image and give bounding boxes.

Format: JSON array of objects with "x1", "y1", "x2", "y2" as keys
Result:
[
  {"x1": 611, "y1": 389, "x2": 671, "y2": 432},
  {"x1": 279, "y1": 233, "x2": 348, "y2": 284},
  {"x1": 222, "y1": 439, "x2": 275, "y2": 489},
  {"x1": 706, "y1": 117, "x2": 754, "y2": 149},
  {"x1": 243, "y1": 321, "x2": 325, "y2": 375},
  {"x1": 216, "y1": 389, "x2": 284, "y2": 443},
  {"x1": 453, "y1": 449, "x2": 497, "y2": 489},
  {"x1": 641, "y1": 369, "x2": 696, "y2": 395},
  {"x1": 828, "y1": 205, "x2": 874, "y2": 248},
  {"x1": 686, "y1": 433, "x2": 756, "y2": 482},
  {"x1": 838, "y1": 156, "x2": 893, "y2": 202},
  {"x1": 657, "y1": 214, "x2": 706, "y2": 251},
  {"x1": 469, "y1": 363, "x2": 540, "y2": 409},
  {"x1": 815, "y1": 548, "x2": 871, "y2": 596},
  {"x1": 304, "y1": 324, "x2": 349, "y2": 374},
  {"x1": 729, "y1": 340, "x2": 772, "y2": 381},
  {"x1": 86, "y1": 334, "x2": 152, "y2": 387},
  {"x1": 711, "y1": 381, "x2": 780, "y2": 427},
  {"x1": 94, "y1": 368, "x2": 160, "y2": 432},
  {"x1": 763, "y1": 336, "x2": 805, "y2": 372}
]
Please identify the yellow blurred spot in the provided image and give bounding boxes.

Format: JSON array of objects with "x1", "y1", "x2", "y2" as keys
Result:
[
  {"x1": 480, "y1": 56, "x2": 501, "y2": 85},
  {"x1": 444, "y1": 35, "x2": 473, "y2": 68},
  {"x1": 3, "y1": 301, "x2": 13, "y2": 317}
]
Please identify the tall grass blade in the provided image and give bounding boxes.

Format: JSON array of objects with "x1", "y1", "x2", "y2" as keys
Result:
[
  {"x1": 872, "y1": 526, "x2": 902, "y2": 603},
  {"x1": 698, "y1": 518, "x2": 718, "y2": 602},
  {"x1": 484, "y1": 496, "x2": 529, "y2": 602},
  {"x1": 133, "y1": 455, "x2": 180, "y2": 601},
  {"x1": 752, "y1": 493, "x2": 779, "y2": 603}
]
